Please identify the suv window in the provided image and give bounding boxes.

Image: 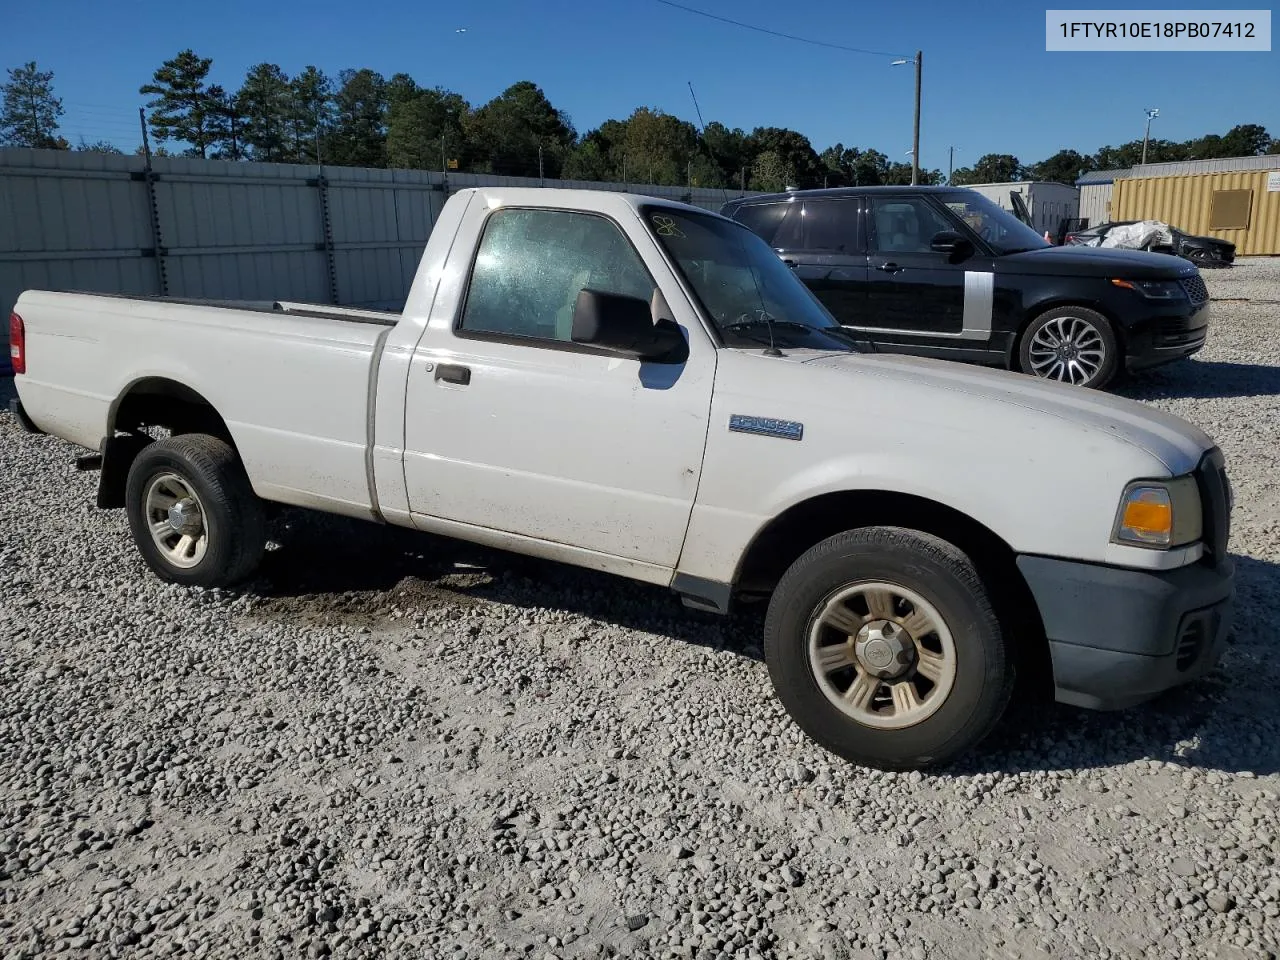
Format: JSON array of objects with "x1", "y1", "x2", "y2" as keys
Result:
[
  {"x1": 868, "y1": 197, "x2": 955, "y2": 254},
  {"x1": 796, "y1": 199, "x2": 858, "y2": 254},
  {"x1": 730, "y1": 201, "x2": 798, "y2": 248},
  {"x1": 459, "y1": 208, "x2": 655, "y2": 342}
]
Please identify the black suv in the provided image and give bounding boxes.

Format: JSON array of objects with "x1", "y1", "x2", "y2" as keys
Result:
[{"x1": 720, "y1": 186, "x2": 1211, "y2": 389}]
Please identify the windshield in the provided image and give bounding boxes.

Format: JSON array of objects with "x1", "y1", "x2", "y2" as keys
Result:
[
  {"x1": 939, "y1": 190, "x2": 1051, "y2": 254},
  {"x1": 641, "y1": 205, "x2": 863, "y2": 352}
]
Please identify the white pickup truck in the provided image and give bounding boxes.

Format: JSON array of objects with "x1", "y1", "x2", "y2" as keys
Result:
[{"x1": 9, "y1": 187, "x2": 1235, "y2": 771}]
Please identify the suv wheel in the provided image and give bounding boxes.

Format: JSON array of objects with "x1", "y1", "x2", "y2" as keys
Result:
[{"x1": 1019, "y1": 306, "x2": 1118, "y2": 389}]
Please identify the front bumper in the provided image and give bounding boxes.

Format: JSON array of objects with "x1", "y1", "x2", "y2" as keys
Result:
[
  {"x1": 8, "y1": 396, "x2": 43, "y2": 434},
  {"x1": 1124, "y1": 299, "x2": 1210, "y2": 372},
  {"x1": 1017, "y1": 553, "x2": 1234, "y2": 710}
]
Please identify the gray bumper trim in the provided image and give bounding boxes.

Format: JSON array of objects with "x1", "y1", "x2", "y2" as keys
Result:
[{"x1": 1017, "y1": 554, "x2": 1234, "y2": 711}]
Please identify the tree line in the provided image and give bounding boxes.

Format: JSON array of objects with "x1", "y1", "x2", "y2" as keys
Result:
[{"x1": 3, "y1": 56, "x2": 1277, "y2": 194}]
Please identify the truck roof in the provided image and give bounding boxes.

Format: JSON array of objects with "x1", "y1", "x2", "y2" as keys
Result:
[{"x1": 450, "y1": 185, "x2": 727, "y2": 219}]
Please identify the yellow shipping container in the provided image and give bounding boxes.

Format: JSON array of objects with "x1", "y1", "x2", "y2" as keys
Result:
[{"x1": 1113, "y1": 169, "x2": 1280, "y2": 257}]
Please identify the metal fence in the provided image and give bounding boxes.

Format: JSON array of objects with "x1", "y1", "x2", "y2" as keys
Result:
[{"x1": 0, "y1": 147, "x2": 761, "y2": 329}]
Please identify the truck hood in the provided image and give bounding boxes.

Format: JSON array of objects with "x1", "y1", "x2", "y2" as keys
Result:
[
  {"x1": 996, "y1": 245, "x2": 1194, "y2": 279},
  {"x1": 798, "y1": 350, "x2": 1212, "y2": 474}
]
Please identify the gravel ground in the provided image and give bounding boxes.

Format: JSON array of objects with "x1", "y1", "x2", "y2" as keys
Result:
[{"x1": 3, "y1": 258, "x2": 1280, "y2": 960}]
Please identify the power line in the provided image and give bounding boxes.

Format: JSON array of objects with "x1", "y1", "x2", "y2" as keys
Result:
[{"x1": 651, "y1": 0, "x2": 907, "y2": 58}]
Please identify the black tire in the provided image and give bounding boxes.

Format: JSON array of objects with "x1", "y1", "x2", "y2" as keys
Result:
[
  {"x1": 125, "y1": 434, "x2": 266, "y2": 588},
  {"x1": 763, "y1": 527, "x2": 1013, "y2": 771},
  {"x1": 1018, "y1": 305, "x2": 1119, "y2": 389}
]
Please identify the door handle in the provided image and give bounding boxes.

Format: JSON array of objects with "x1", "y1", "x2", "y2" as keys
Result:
[
  {"x1": 435, "y1": 363, "x2": 471, "y2": 386},
  {"x1": 782, "y1": 259, "x2": 797, "y2": 269},
  {"x1": 875, "y1": 262, "x2": 904, "y2": 273}
]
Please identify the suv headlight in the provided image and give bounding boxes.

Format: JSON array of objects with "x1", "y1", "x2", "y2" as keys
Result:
[
  {"x1": 1110, "y1": 278, "x2": 1186, "y2": 300},
  {"x1": 1112, "y1": 476, "x2": 1202, "y2": 548}
]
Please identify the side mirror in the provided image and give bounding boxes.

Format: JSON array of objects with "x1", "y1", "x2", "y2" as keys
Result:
[
  {"x1": 930, "y1": 230, "x2": 975, "y2": 260},
  {"x1": 571, "y1": 289, "x2": 687, "y2": 363}
]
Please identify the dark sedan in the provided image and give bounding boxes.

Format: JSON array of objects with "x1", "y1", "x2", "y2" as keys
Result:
[
  {"x1": 721, "y1": 186, "x2": 1212, "y2": 389},
  {"x1": 1064, "y1": 220, "x2": 1236, "y2": 268}
]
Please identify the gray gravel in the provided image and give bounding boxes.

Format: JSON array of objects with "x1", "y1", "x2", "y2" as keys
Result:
[{"x1": 3, "y1": 258, "x2": 1280, "y2": 960}]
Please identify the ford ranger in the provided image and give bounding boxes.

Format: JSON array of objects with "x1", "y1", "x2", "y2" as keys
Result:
[{"x1": 8, "y1": 187, "x2": 1235, "y2": 771}]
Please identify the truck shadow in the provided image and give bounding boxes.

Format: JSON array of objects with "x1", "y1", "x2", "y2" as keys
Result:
[
  {"x1": 253, "y1": 508, "x2": 1280, "y2": 778},
  {"x1": 1117, "y1": 358, "x2": 1280, "y2": 400}
]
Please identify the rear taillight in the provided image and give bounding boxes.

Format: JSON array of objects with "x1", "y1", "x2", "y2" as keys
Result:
[{"x1": 9, "y1": 311, "x2": 25, "y2": 375}]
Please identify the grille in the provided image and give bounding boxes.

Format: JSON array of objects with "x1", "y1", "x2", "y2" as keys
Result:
[
  {"x1": 1180, "y1": 274, "x2": 1209, "y2": 304},
  {"x1": 1194, "y1": 448, "x2": 1231, "y2": 562},
  {"x1": 1175, "y1": 618, "x2": 1206, "y2": 671}
]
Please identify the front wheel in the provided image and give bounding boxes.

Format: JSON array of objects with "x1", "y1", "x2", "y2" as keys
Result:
[
  {"x1": 1018, "y1": 306, "x2": 1118, "y2": 389},
  {"x1": 125, "y1": 434, "x2": 266, "y2": 588},
  {"x1": 764, "y1": 527, "x2": 1013, "y2": 771}
]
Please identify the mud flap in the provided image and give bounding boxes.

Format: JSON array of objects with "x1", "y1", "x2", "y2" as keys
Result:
[{"x1": 96, "y1": 434, "x2": 155, "y2": 509}]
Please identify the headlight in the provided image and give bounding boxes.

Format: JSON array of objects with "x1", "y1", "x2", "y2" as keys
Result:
[
  {"x1": 1110, "y1": 278, "x2": 1186, "y2": 300},
  {"x1": 1112, "y1": 476, "x2": 1203, "y2": 548}
]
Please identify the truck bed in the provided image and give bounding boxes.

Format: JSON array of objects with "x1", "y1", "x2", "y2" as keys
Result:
[
  {"x1": 56, "y1": 292, "x2": 402, "y2": 326},
  {"x1": 13, "y1": 289, "x2": 393, "y2": 520}
]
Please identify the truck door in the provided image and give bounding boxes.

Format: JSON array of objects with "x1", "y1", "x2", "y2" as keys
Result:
[{"x1": 400, "y1": 202, "x2": 716, "y2": 573}]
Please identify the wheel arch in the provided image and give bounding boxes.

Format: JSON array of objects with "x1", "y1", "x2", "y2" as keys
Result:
[
  {"x1": 97, "y1": 377, "x2": 238, "y2": 509},
  {"x1": 734, "y1": 489, "x2": 1051, "y2": 693}
]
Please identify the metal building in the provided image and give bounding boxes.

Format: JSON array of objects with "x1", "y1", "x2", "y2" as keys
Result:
[
  {"x1": 957, "y1": 181, "x2": 1080, "y2": 237},
  {"x1": 1076, "y1": 169, "x2": 1124, "y2": 227},
  {"x1": 1114, "y1": 167, "x2": 1280, "y2": 256},
  {"x1": 1078, "y1": 154, "x2": 1280, "y2": 250}
]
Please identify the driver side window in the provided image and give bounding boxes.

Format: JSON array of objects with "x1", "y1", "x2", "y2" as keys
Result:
[
  {"x1": 869, "y1": 197, "x2": 955, "y2": 254},
  {"x1": 458, "y1": 208, "x2": 656, "y2": 343}
]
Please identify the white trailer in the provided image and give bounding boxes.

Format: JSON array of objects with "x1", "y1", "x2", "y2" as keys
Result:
[{"x1": 959, "y1": 181, "x2": 1081, "y2": 239}]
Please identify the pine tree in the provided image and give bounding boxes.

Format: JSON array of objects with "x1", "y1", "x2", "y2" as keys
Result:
[
  {"x1": 329, "y1": 69, "x2": 387, "y2": 167},
  {"x1": 139, "y1": 50, "x2": 222, "y2": 159},
  {"x1": 237, "y1": 63, "x2": 292, "y2": 161},
  {"x1": 287, "y1": 66, "x2": 335, "y2": 164},
  {"x1": 0, "y1": 61, "x2": 65, "y2": 148}
]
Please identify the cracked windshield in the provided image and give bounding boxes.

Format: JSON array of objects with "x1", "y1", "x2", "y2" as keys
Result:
[{"x1": 643, "y1": 206, "x2": 863, "y2": 352}]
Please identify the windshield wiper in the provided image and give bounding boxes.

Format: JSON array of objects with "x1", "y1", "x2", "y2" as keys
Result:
[
  {"x1": 820, "y1": 325, "x2": 878, "y2": 353},
  {"x1": 722, "y1": 318, "x2": 874, "y2": 354},
  {"x1": 722, "y1": 319, "x2": 814, "y2": 333}
]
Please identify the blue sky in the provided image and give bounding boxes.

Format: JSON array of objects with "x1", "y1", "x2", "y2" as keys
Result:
[{"x1": 3, "y1": 0, "x2": 1276, "y2": 172}]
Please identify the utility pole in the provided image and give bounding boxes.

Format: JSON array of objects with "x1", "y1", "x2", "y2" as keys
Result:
[
  {"x1": 1141, "y1": 108, "x2": 1159, "y2": 166},
  {"x1": 948, "y1": 146, "x2": 954, "y2": 185},
  {"x1": 138, "y1": 108, "x2": 152, "y2": 166},
  {"x1": 892, "y1": 51, "x2": 923, "y2": 185},
  {"x1": 911, "y1": 50, "x2": 922, "y2": 185},
  {"x1": 538, "y1": 145, "x2": 544, "y2": 184},
  {"x1": 30, "y1": 91, "x2": 40, "y2": 146}
]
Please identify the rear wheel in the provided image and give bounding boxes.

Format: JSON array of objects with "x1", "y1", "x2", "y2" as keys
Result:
[
  {"x1": 125, "y1": 434, "x2": 265, "y2": 588},
  {"x1": 763, "y1": 527, "x2": 1014, "y2": 771},
  {"x1": 1019, "y1": 306, "x2": 1118, "y2": 389}
]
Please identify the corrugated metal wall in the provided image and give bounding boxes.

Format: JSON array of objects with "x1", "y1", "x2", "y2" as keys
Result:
[
  {"x1": 0, "y1": 147, "x2": 761, "y2": 325},
  {"x1": 1128, "y1": 155, "x2": 1280, "y2": 178},
  {"x1": 1078, "y1": 183, "x2": 1115, "y2": 227},
  {"x1": 1113, "y1": 170, "x2": 1280, "y2": 256}
]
